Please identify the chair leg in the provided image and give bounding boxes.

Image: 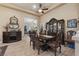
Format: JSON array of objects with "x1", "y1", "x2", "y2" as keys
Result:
[
  {"x1": 59, "y1": 45, "x2": 61, "y2": 53},
  {"x1": 33, "y1": 41, "x2": 35, "y2": 50},
  {"x1": 54, "y1": 48, "x2": 57, "y2": 56},
  {"x1": 38, "y1": 48, "x2": 40, "y2": 55},
  {"x1": 30, "y1": 40, "x2": 31, "y2": 46}
]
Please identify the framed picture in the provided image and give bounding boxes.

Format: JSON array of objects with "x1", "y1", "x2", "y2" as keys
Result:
[{"x1": 67, "y1": 19, "x2": 77, "y2": 28}]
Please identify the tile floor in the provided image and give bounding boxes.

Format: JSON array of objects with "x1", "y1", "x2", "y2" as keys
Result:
[{"x1": 0, "y1": 34, "x2": 75, "y2": 56}]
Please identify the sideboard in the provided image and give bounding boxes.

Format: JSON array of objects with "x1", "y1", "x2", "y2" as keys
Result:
[{"x1": 3, "y1": 31, "x2": 22, "y2": 43}]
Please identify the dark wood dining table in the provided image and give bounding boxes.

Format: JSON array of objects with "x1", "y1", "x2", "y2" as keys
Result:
[
  {"x1": 38, "y1": 34, "x2": 55, "y2": 51},
  {"x1": 40, "y1": 35, "x2": 55, "y2": 39},
  {"x1": 38, "y1": 34, "x2": 55, "y2": 43},
  {"x1": 39, "y1": 34, "x2": 55, "y2": 40}
]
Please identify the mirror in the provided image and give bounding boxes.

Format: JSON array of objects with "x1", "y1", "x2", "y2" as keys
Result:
[
  {"x1": 8, "y1": 16, "x2": 19, "y2": 31},
  {"x1": 10, "y1": 16, "x2": 18, "y2": 24}
]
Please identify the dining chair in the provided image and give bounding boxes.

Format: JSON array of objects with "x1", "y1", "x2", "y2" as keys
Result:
[
  {"x1": 29, "y1": 31, "x2": 33, "y2": 46},
  {"x1": 35, "y1": 37, "x2": 44, "y2": 54},
  {"x1": 64, "y1": 30, "x2": 76, "y2": 49},
  {"x1": 29, "y1": 31, "x2": 37, "y2": 46},
  {"x1": 48, "y1": 33, "x2": 61, "y2": 56},
  {"x1": 66, "y1": 30, "x2": 76, "y2": 43},
  {"x1": 29, "y1": 31, "x2": 43, "y2": 53}
]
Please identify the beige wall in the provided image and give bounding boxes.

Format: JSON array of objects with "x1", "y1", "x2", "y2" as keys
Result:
[
  {"x1": 40, "y1": 3, "x2": 79, "y2": 34},
  {"x1": 0, "y1": 3, "x2": 79, "y2": 43},
  {"x1": 0, "y1": 5, "x2": 39, "y2": 43}
]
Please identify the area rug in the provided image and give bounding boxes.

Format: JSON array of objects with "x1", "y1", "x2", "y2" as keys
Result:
[{"x1": 0, "y1": 45, "x2": 8, "y2": 56}]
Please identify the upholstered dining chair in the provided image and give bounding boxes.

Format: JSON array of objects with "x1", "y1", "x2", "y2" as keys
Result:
[
  {"x1": 29, "y1": 31, "x2": 33, "y2": 46},
  {"x1": 34, "y1": 36, "x2": 44, "y2": 55},
  {"x1": 29, "y1": 33, "x2": 44, "y2": 54},
  {"x1": 64, "y1": 30, "x2": 76, "y2": 49},
  {"x1": 48, "y1": 33, "x2": 61, "y2": 56},
  {"x1": 65, "y1": 30, "x2": 76, "y2": 44},
  {"x1": 29, "y1": 31, "x2": 37, "y2": 46}
]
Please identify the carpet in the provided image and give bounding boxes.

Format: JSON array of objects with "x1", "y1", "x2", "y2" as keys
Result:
[{"x1": 0, "y1": 45, "x2": 8, "y2": 56}]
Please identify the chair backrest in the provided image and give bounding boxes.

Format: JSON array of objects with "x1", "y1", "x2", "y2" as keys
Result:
[
  {"x1": 31, "y1": 33, "x2": 42, "y2": 49},
  {"x1": 29, "y1": 30, "x2": 37, "y2": 37},
  {"x1": 56, "y1": 33, "x2": 62, "y2": 44},
  {"x1": 52, "y1": 33, "x2": 57, "y2": 41},
  {"x1": 50, "y1": 32, "x2": 61, "y2": 44},
  {"x1": 67, "y1": 30, "x2": 76, "y2": 40}
]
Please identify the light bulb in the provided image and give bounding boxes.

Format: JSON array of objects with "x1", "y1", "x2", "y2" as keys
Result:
[{"x1": 38, "y1": 9, "x2": 42, "y2": 13}]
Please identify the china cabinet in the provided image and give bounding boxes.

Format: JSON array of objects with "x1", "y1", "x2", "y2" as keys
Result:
[{"x1": 46, "y1": 18, "x2": 65, "y2": 45}]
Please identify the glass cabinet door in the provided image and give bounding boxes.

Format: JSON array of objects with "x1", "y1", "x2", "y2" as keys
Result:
[
  {"x1": 46, "y1": 18, "x2": 58, "y2": 35},
  {"x1": 53, "y1": 22, "x2": 57, "y2": 33}
]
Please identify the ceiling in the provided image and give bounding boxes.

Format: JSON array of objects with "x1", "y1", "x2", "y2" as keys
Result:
[
  {"x1": 0, "y1": 3, "x2": 64, "y2": 16},
  {"x1": 12, "y1": 3, "x2": 54, "y2": 13}
]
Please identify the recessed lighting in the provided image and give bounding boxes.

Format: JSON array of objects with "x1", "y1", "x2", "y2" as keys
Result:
[{"x1": 33, "y1": 5, "x2": 36, "y2": 9}]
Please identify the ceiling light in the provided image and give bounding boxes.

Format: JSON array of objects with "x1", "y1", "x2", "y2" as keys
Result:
[
  {"x1": 33, "y1": 5, "x2": 36, "y2": 9},
  {"x1": 38, "y1": 9, "x2": 42, "y2": 13}
]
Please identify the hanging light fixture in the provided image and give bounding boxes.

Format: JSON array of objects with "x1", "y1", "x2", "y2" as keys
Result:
[{"x1": 38, "y1": 4, "x2": 48, "y2": 13}]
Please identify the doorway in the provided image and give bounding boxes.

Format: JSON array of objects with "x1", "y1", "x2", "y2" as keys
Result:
[{"x1": 24, "y1": 17, "x2": 38, "y2": 34}]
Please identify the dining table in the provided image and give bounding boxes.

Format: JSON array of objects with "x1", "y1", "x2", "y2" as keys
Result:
[
  {"x1": 39, "y1": 34, "x2": 55, "y2": 39},
  {"x1": 41, "y1": 34, "x2": 54, "y2": 37},
  {"x1": 39, "y1": 35, "x2": 55, "y2": 41},
  {"x1": 38, "y1": 34, "x2": 55, "y2": 43},
  {"x1": 38, "y1": 34, "x2": 56, "y2": 51}
]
